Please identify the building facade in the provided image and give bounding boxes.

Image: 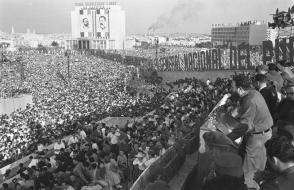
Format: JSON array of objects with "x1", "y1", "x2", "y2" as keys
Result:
[
  {"x1": 66, "y1": 1, "x2": 125, "y2": 50},
  {"x1": 211, "y1": 22, "x2": 267, "y2": 47}
]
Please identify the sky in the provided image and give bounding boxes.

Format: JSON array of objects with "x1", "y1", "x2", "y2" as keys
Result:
[{"x1": 0, "y1": 0, "x2": 292, "y2": 34}]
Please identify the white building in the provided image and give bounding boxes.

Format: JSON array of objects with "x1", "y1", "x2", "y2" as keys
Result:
[{"x1": 66, "y1": 1, "x2": 126, "y2": 50}]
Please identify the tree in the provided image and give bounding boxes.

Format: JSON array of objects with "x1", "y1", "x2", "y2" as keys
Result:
[{"x1": 51, "y1": 41, "x2": 59, "y2": 47}]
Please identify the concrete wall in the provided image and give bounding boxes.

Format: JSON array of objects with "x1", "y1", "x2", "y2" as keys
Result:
[{"x1": 158, "y1": 70, "x2": 253, "y2": 82}]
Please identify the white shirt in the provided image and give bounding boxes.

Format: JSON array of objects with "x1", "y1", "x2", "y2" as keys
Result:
[
  {"x1": 54, "y1": 142, "x2": 65, "y2": 154},
  {"x1": 107, "y1": 132, "x2": 120, "y2": 144},
  {"x1": 145, "y1": 157, "x2": 158, "y2": 167},
  {"x1": 37, "y1": 144, "x2": 44, "y2": 152},
  {"x1": 28, "y1": 158, "x2": 39, "y2": 168},
  {"x1": 68, "y1": 136, "x2": 79, "y2": 145},
  {"x1": 80, "y1": 130, "x2": 87, "y2": 140},
  {"x1": 92, "y1": 143, "x2": 98, "y2": 150},
  {"x1": 133, "y1": 157, "x2": 147, "y2": 171}
]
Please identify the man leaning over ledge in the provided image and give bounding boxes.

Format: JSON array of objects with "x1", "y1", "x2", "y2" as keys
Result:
[{"x1": 217, "y1": 75, "x2": 273, "y2": 190}]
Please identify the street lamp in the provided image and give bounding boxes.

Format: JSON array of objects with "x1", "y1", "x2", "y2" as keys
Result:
[{"x1": 65, "y1": 50, "x2": 71, "y2": 86}]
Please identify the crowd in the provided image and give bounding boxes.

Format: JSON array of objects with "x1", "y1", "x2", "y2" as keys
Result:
[
  {"x1": 198, "y1": 62, "x2": 294, "y2": 190},
  {"x1": 0, "y1": 49, "x2": 233, "y2": 190},
  {"x1": 2, "y1": 46, "x2": 294, "y2": 190},
  {"x1": 0, "y1": 51, "x2": 169, "y2": 168}
]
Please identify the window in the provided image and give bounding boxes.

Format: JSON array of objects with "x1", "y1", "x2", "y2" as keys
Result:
[
  {"x1": 97, "y1": 32, "x2": 101, "y2": 38},
  {"x1": 97, "y1": 9, "x2": 100, "y2": 14},
  {"x1": 80, "y1": 10, "x2": 83, "y2": 15},
  {"x1": 81, "y1": 32, "x2": 84, "y2": 37}
]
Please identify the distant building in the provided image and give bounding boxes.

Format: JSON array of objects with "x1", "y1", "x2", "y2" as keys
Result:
[
  {"x1": 211, "y1": 22, "x2": 267, "y2": 46},
  {"x1": 66, "y1": 1, "x2": 126, "y2": 50}
]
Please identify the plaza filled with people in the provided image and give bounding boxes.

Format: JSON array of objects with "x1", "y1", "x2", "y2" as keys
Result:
[
  {"x1": 0, "y1": 49, "x2": 234, "y2": 189},
  {"x1": 1, "y1": 46, "x2": 294, "y2": 190}
]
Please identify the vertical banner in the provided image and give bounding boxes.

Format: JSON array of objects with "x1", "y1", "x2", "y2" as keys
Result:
[
  {"x1": 262, "y1": 40, "x2": 274, "y2": 65},
  {"x1": 175, "y1": 55, "x2": 180, "y2": 71},
  {"x1": 200, "y1": 51, "x2": 206, "y2": 70},
  {"x1": 211, "y1": 49, "x2": 218, "y2": 70},
  {"x1": 238, "y1": 43, "x2": 250, "y2": 70},
  {"x1": 80, "y1": 9, "x2": 93, "y2": 37},
  {"x1": 217, "y1": 49, "x2": 222, "y2": 70},
  {"x1": 206, "y1": 50, "x2": 212, "y2": 70},
  {"x1": 184, "y1": 54, "x2": 189, "y2": 71},
  {"x1": 96, "y1": 8, "x2": 109, "y2": 38},
  {"x1": 193, "y1": 52, "x2": 198, "y2": 71},
  {"x1": 230, "y1": 46, "x2": 237, "y2": 70},
  {"x1": 188, "y1": 53, "x2": 194, "y2": 71}
]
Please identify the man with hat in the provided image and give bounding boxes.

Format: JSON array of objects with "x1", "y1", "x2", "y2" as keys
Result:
[{"x1": 196, "y1": 131, "x2": 242, "y2": 189}]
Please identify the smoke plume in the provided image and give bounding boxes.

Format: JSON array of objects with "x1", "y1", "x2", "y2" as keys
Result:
[{"x1": 148, "y1": 0, "x2": 204, "y2": 32}]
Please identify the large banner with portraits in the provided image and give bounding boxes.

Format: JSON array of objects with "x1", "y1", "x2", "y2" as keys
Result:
[
  {"x1": 80, "y1": 14, "x2": 93, "y2": 33},
  {"x1": 96, "y1": 8, "x2": 109, "y2": 38}
]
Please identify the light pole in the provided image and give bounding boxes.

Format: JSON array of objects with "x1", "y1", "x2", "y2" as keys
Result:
[
  {"x1": 65, "y1": 50, "x2": 71, "y2": 87},
  {"x1": 155, "y1": 37, "x2": 159, "y2": 65}
]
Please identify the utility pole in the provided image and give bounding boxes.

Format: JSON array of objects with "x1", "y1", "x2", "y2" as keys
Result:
[
  {"x1": 155, "y1": 37, "x2": 159, "y2": 65},
  {"x1": 65, "y1": 50, "x2": 70, "y2": 87}
]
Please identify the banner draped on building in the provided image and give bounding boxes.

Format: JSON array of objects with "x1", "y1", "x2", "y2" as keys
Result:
[{"x1": 153, "y1": 37, "x2": 294, "y2": 71}]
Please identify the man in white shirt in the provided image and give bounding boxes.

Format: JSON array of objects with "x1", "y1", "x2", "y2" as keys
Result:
[
  {"x1": 54, "y1": 139, "x2": 65, "y2": 154},
  {"x1": 145, "y1": 151, "x2": 158, "y2": 167},
  {"x1": 79, "y1": 129, "x2": 87, "y2": 141},
  {"x1": 68, "y1": 134, "x2": 79, "y2": 146},
  {"x1": 133, "y1": 152, "x2": 147, "y2": 171},
  {"x1": 107, "y1": 127, "x2": 120, "y2": 155}
]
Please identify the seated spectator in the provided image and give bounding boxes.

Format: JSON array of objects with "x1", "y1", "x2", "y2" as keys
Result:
[
  {"x1": 145, "y1": 150, "x2": 158, "y2": 167},
  {"x1": 104, "y1": 155, "x2": 122, "y2": 189},
  {"x1": 132, "y1": 152, "x2": 147, "y2": 179},
  {"x1": 54, "y1": 139, "x2": 65, "y2": 155},
  {"x1": 203, "y1": 174, "x2": 246, "y2": 190},
  {"x1": 68, "y1": 134, "x2": 79, "y2": 146},
  {"x1": 260, "y1": 136, "x2": 294, "y2": 190}
]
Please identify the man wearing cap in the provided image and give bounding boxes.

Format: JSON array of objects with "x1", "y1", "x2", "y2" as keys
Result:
[{"x1": 217, "y1": 75, "x2": 273, "y2": 190}]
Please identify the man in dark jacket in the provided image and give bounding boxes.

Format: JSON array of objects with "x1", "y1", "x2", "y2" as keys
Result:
[{"x1": 254, "y1": 74, "x2": 278, "y2": 116}]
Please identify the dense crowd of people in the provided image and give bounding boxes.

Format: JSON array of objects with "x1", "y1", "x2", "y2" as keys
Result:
[
  {"x1": 2, "y1": 46, "x2": 294, "y2": 190},
  {"x1": 0, "y1": 49, "x2": 234, "y2": 190},
  {"x1": 0, "y1": 51, "x2": 169, "y2": 168}
]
